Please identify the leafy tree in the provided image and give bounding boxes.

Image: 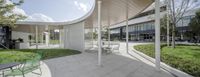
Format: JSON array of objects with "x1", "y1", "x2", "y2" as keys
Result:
[
  {"x1": 160, "y1": 15, "x2": 172, "y2": 37},
  {"x1": 92, "y1": 29, "x2": 98, "y2": 40},
  {"x1": 167, "y1": 0, "x2": 199, "y2": 48},
  {"x1": 160, "y1": 14, "x2": 180, "y2": 42},
  {"x1": 0, "y1": 0, "x2": 26, "y2": 27},
  {"x1": 102, "y1": 27, "x2": 109, "y2": 40},
  {"x1": 188, "y1": 9, "x2": 200, "y2": 45}
]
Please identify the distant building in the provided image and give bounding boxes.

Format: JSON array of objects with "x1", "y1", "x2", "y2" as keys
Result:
[{"x1": 110, "y1": 3, "x2": 198, "y2": 42}]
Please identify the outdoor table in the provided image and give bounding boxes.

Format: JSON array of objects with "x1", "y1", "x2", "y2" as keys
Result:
[{"x1": 0, "y1": 62, "x2": 21, "y2": 77}]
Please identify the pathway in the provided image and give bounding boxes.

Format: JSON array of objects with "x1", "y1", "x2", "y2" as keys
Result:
[{"x1": 44, "y1": 42, "x2": 174, "y2": 77}]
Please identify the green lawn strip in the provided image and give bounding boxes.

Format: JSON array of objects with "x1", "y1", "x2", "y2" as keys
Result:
[
  {"x1": 0, "y1": 49, "x2": 81, "y2": 64},
  {"x1": 50, "y1": 40, "x2": 59, "y2": 44},
  {"x1": 0, "y1": 51, "x2": 36, "y2": 64},
  {"x1": 134, "y1": 44, "x2": 200, "y2": 77}
]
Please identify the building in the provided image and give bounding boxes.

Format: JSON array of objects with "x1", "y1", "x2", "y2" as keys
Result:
[
  {"x1": 0, "y1": 0, "x2": 155, "y2": 51},
  {"x1": 110, "y1": 3, "x2": 198, "y2": 42},
  {"x1": 0, "y1": 0, "x2": 185, "y2": 73}
]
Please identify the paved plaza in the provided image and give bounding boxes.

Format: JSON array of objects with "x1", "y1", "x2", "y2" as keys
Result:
[
  {"x1": 43, "y1": 42, "x2": 174, "y2": 77},
  {"x1": 7, "y1": 42, "x2": 175, "y2": 77}
]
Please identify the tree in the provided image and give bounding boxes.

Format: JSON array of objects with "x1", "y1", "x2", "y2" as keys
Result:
[
  {"x1": 102, "y1": 27, "x2": 109, "y2": 40},
  {"x1": 0, "y1": 0, "x2": 26, "y2": 27},
  {"x1": 167, "y1": 0, "x2": 199, "y2": 48},
  {"x1": 188, "y1": 9, "x2": 200, "y2": 45},
  {"x1": 161, "y1": 15, "x2": 172, "y2": 37},
  {"x1": 93, "y1": 29, "x2": 98, "y2": 40},
  {"x1": 161, "y1": 14, "x2": 181, "y2": 42}
]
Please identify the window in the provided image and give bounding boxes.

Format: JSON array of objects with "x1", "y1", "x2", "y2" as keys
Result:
[
  {"x1": 151, "y1": 22, "x2": 155, "y2": 30},
  {"x1": 146, "y1": 23, "x2": 151, "y2": 30}
]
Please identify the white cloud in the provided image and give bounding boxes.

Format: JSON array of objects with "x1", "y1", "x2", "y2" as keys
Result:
[
  {"x1": 74, "y1": 1, "x2": 88, "y2": 12},
  {"x1": 4, "y1": 0, "x2": 54, "y2": 22},
  {"x1": 12, "y1": 7, "x2": 27, "y2": 16},
  {"x1": 5, "y1": 0, "x2": 12, "y2": 4},
  {"x1": 5, "y1": 0, "x2": 27, "y2": 16},
  {"x1": 25, "y1": 13, "x2": 54, "y2": 22}
]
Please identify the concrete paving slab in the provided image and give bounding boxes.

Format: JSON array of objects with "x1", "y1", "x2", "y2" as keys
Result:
[{"x1": 44, "y1": 51, "x2": 174, "y2": 77}]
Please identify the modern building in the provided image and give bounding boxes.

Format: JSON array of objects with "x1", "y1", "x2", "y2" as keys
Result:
[
  {"x1": 110, "y1": 3, "x2": 198, "y2": 42},
  {"x1": 0, "y1": 0, "x2": 165, "y2": 71},
  {"x1": 0, "y1": 0, "x2": 160, "y2": 50}
]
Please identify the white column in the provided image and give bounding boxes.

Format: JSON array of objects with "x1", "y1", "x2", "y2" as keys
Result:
[
  {"x1": 45, "y1": 33, "x2": 49, "y2": 46},
  {"x1": 35, "y1": 25, "x2": 38, "y2": 49},
  {"x1": 155, "y1": 0, "x2": 161, "y2": 70},
  {"x1": 60, "y1": 29, "x2": 64, "y2": 48},
  {"x1": 45, "y1": 25, "x2": 49, "y2": 46},
  {"x1": 108, "y1": 18, "x2": 111, "y2": 48},
  {"x1": 167, "y1": 0, "x2": 170, "y2": 46},
  {"x1": 108, "y1": 27, "x2": 111, "y2": 47},
  {"x1": 59, "y1": 29, "x2": 62, "y2": 48},
  {"x1": 92, "y1": 28, "x2": 94, "y2": 48},
  {"x1": 126, "y1": 1, "x2": 129, "y2": 53},
  {"x1": 97, "y1": 1, "x2": 102, "y2": 66},
  {"x1": 41, "y1": 33, "x2": 44, "y2": 44}
]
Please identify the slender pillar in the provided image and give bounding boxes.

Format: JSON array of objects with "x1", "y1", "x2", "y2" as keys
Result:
[
  {"x1": 97, "y1": 1, "x2": 102, "y2": 66},
  {"x1": 59, "y1": 29, "x2": 62, "y2": 48},
  {"x1": 45, "y1": 25, "x2": 49, "y2": 46},
  {"x1": 108, "y1": 27, "x2": 111, "y2": 47},
  {"x1": 35, "y1": 25, "x2": 39, "y2": 49},
  {"x1": 92, "y1": 28, "x2": 94, "y2": 48},
  {"x1": 41, "y1": 33, "x2": 44, "y2": 44},
  {"x1": 108, "y1": 11, "x2": 111, "y2": 48},
  {"x1": 167, "y1": 0, "x2": 170, "y2": 46},
  {"x1": 155, "y1": 0, "x2": 161, "y2": 70},
  {"x1": 126, "y1": 1, "x2": 129, "y2": 53},
  {"x1": 45, "y1": 33, "x2": 49, "y2": 46}
]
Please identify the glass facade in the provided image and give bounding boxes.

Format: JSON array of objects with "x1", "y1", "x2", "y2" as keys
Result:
[
  {"x1": 127, "y1": 21, "x2": 154, "y2": 32},
  {"x1": 110, "y1": 21, "x2": 155, "y2": 41},
  {"x1": 109, "y1": 3, "x2": 194, "y2": 41},
  {"x1": 177, "y1": 16, "x2": 194, "y2": 27},
  {"x1": 110, "y1": 15, "x2": 194, "y2": 41},
  {"x1": 110, "y1": 28, "x2": 120, "y2": 34}
]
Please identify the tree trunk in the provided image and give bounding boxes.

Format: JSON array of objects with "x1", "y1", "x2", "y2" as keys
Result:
[{"x1": 172, "y1": 23, "x2": 176, "y2": 48}]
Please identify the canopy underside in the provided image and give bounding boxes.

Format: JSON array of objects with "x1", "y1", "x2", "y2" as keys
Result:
[{"x1": 85, "y1": 0, "x2": 154, "y2": 28}]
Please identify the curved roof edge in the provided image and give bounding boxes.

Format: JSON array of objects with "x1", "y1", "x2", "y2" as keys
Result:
[{"x1": 16, "y1": 0, "x2": 96, "y2": 26}]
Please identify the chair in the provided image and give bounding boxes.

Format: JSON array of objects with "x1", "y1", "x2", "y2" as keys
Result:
[
  {"x1": 110, "y1": 42, "x2": 120, "y2": 52},
  {"x1": 4, "y1": 53, "x2": 42, "y2": 77}
]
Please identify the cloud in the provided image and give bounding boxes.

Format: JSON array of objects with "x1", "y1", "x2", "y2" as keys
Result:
[
  {"x1": 4, "y1": 0, "x2": 54, "y2": 22},
  {"x1": 5, "y1": 0, "x2": 12, "y2": 4},
  {"x1": 74, "y1": 1, "x2": 88, "y2": 12},
  {"x1": 12, "y1": 7, "x2": 27, "y2": 16},
  {"x1": 25, "y1": 13, "x2": 54, "y2": 22},
  {"x1": 5, "y1": 0, "x2": 27, "y2": 16}
]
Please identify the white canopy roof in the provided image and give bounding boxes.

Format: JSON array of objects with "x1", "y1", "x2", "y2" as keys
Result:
[
  {"x1": 16, "y1": 0, "x2": 153, "y2": 28},
  {"x1": 85, "y1": 0, "x2": 154, "y2": 28}
]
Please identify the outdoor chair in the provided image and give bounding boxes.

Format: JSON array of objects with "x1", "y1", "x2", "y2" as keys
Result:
[
  {"x1": 110, "y1": 42, "x2": 120, "y2": 52},
  {"x1": 4, "y1": 53, "x2": 42, "y2": 77}
]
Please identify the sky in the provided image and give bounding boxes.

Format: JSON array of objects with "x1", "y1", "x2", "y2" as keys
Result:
[
  {"x1": 9, "y1": 0, "x2": 94, "y2": 22},
  {"x1": 8, "y1": 0, "x2": 200, "y2": 22}
]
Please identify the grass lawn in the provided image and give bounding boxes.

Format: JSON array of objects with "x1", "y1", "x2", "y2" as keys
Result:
[
  {"x1": 0, "y1": 49, "x2": 81, "y2": 64},
  {"x1": 134, "y1": 44, "x2": 200, "y2": 77},
  {"x1": 50, "y1": 40, "x2": 59, "y2": 44}
]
